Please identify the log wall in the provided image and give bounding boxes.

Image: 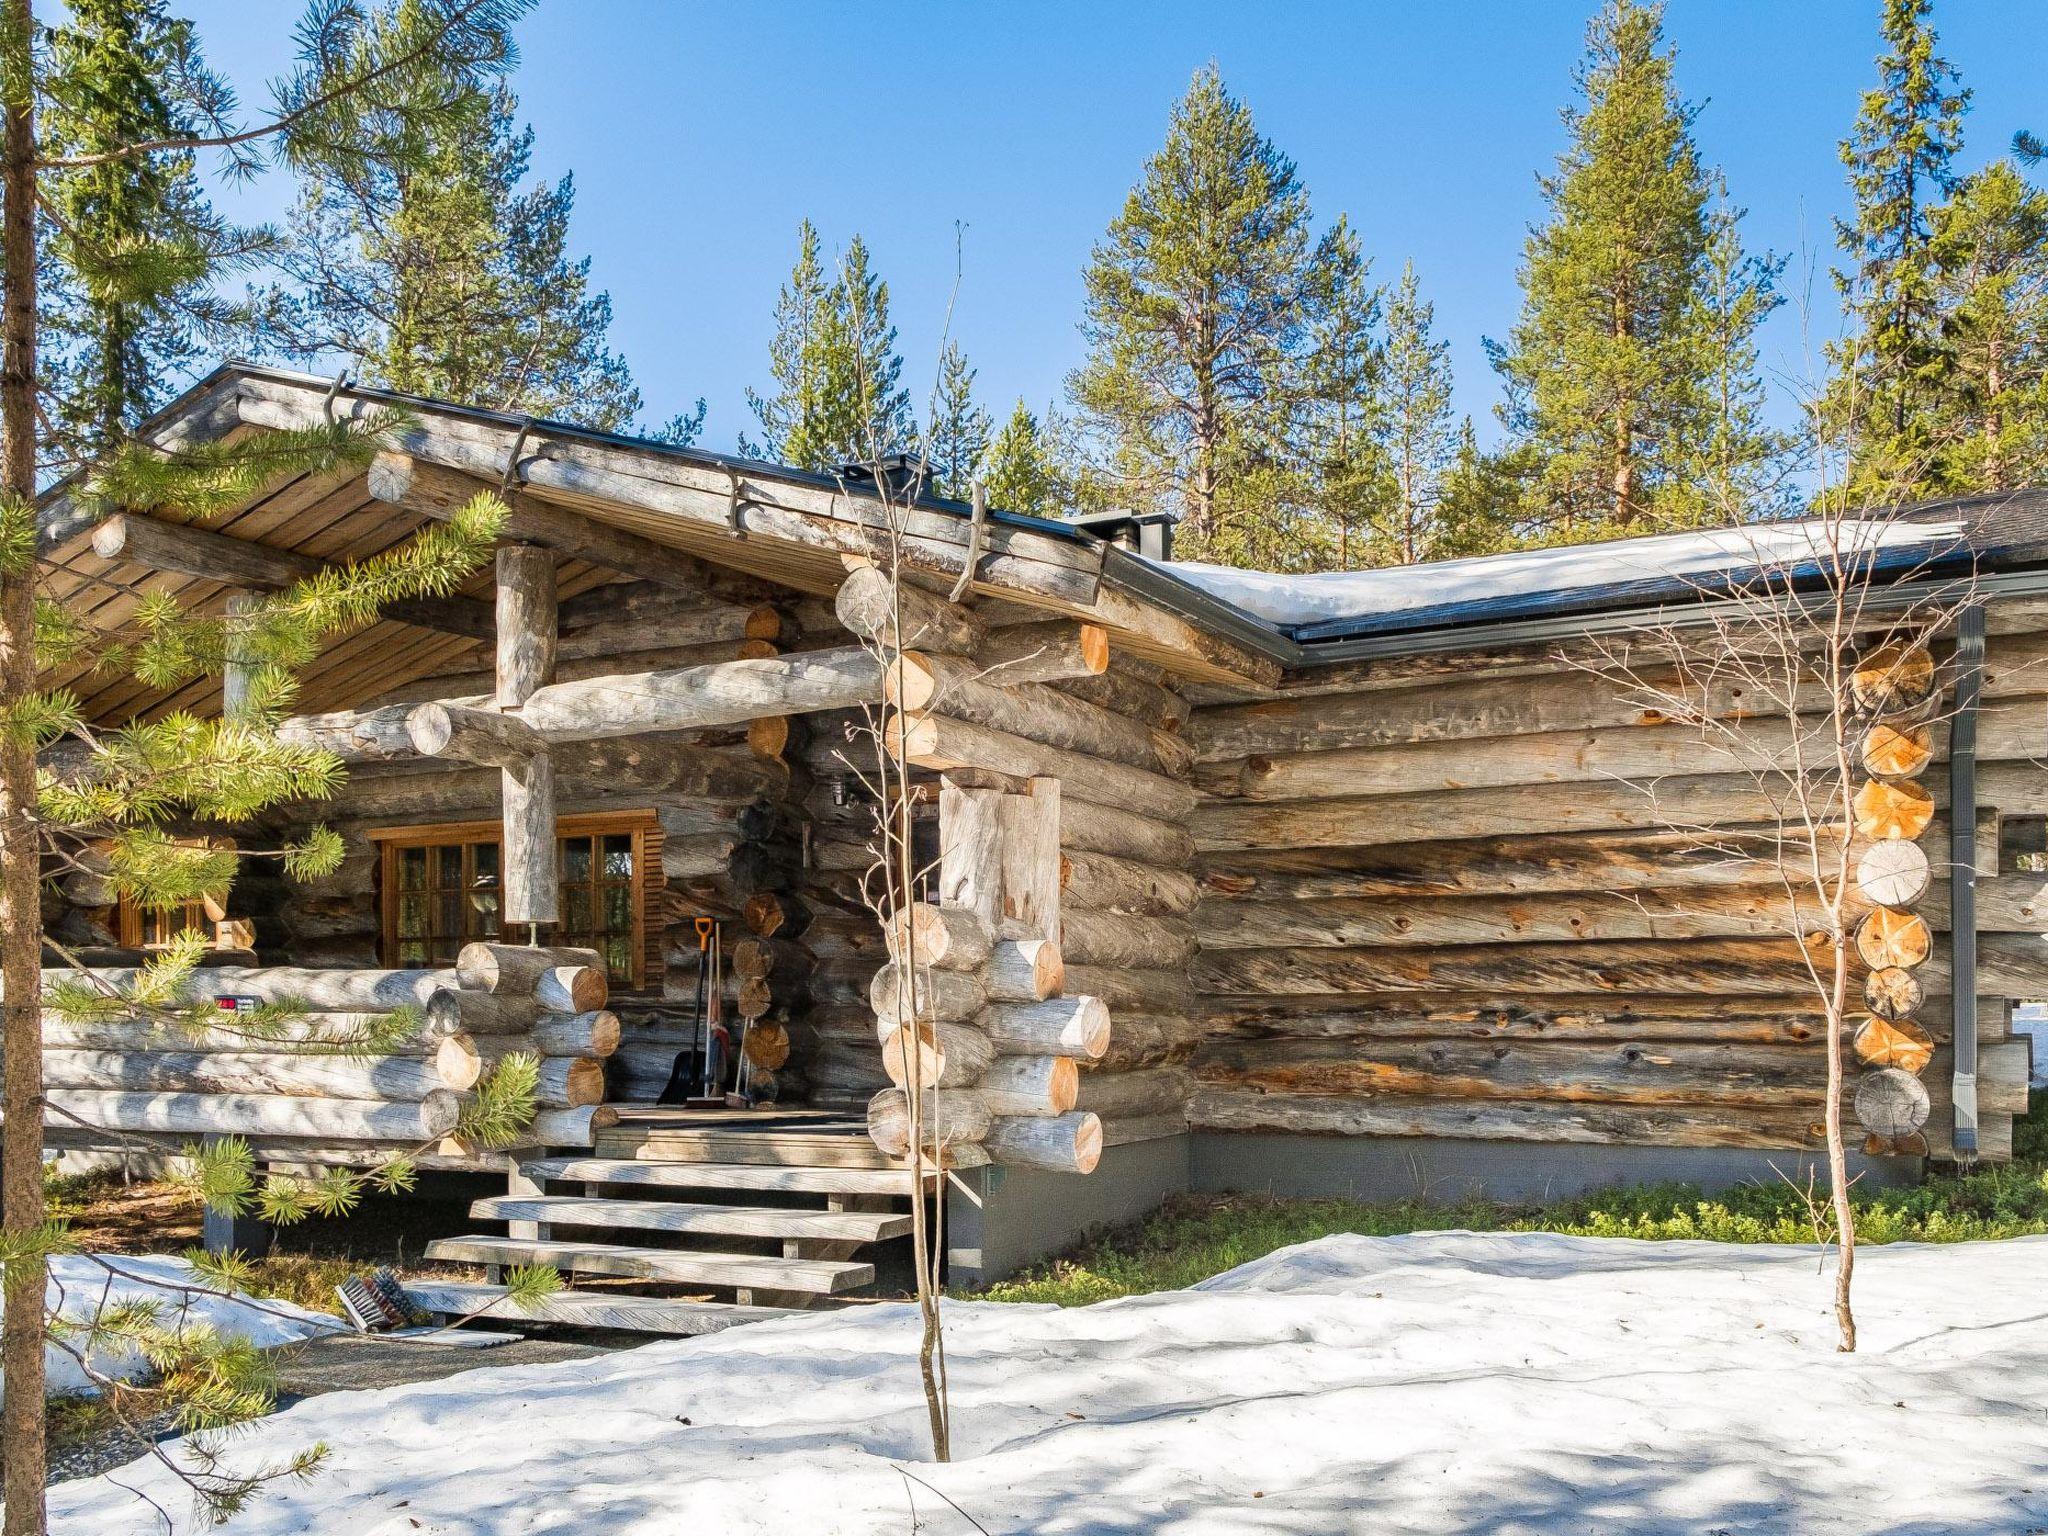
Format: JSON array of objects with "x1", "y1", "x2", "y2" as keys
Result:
[{"x1": 1187, "y1": 621, "x2": 2047, "y2": 1162}]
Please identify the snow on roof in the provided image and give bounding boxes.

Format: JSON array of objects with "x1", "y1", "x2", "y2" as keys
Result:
[{"x1": 1150, "y1": 517, "x2": 1971, "y2": 632}]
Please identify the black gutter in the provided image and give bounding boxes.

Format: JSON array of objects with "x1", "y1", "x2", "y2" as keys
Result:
[{"x1": 1949, "y1": 602, "x2": 1985, "y2": 1162}]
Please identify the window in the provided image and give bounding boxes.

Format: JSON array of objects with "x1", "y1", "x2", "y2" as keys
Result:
[
  {"x1": 372, "y1": 811, "x2": 658, "y2": 989},
  {"x1": 118, "y1": 892, "x2": 226, "y2": 950}
]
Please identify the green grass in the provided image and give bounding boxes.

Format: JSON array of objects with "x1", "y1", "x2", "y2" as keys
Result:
[{"x1": 977, "y1": 1092, "x2": 2048, "y2": 1306}]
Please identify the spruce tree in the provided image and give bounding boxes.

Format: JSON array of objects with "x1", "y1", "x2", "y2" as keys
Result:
[
  {"x1": 0, "y1": 5, "x2": 549, "y2": 1526},
  {"x1": 39, "y1": 0, "x2": 257, "y2": 466},
  {"x1": 1489, "y1": 0, "x2": 1720, "y2": 534},
  {"x1": 1825, "y1": 0, "x2": 1968, "y2": 499},
  {"x1": 1069, "y1": 64, "x2": 1336, "y2": 561},
  {"x1": 1668, "y1": 189, "x2": 1791, "y2": 522},
  {"x1": 743, "y1": 220, "x2": 830, "y2": 465},
  {"x1": 926, "y1": 340, "x2": 990, "y2": 498},
  {"x1": 1370, "y1": 262, "x2": 1459, "y2": 565},
  {"x1": 265, "y1": 59, "x2": 639, "y2": 431},
  {"x1": 1434, "y1": 420, "x2": 1528, "y2": 558},
  {"x1": 1927, "y1": 159, "x2": 2048, "y2": 491},
  {"x1": 981, "y1": 399, "x2": 1067, "y2": 518},
  {"x1": 746, "y1": 227, "x2": 911, "y2": 472},
  {"x1": 1303, "y1": 217, "x2": 1385, "y2": 569}
]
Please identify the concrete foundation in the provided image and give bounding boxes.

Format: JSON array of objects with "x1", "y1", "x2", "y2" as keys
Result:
[
  {"x1": 946, "y1": 1133, "x2": 1191, "y2": 1287},
  {"x1": 950, "y1": 1130, "x2": 1924, "y2": 1282},
  {"x1": 1189, "y1": 1133, "x2": 1922, "y2": 1204}
]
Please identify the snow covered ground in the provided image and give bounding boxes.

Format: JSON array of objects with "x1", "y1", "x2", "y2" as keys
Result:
[
  {"x1": 42, "y1": 1254, "x2": 340, "y2": 1397},
  {"x1": 52, "y1": 1231, "x2": 2048, "y2": 1534}
]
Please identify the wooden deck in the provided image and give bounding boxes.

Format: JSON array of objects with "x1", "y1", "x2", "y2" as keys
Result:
[{"x1": 595, "y1": 1106, "x2": 901, "y2": 1169}]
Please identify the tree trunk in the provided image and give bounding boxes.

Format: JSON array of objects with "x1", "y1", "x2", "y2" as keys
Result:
[{"x1": 0, "y1": 5, "x2": 46, "y2": 1520}]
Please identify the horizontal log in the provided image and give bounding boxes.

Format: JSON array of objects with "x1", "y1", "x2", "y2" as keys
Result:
[
  {"x1": 456, "y1": 943, "x2": 605, "y2": 998},
  {"x1": 1061, "y1": 852, "x2": 1202, "y2": 916},
  {"x1": 443, "y1": 648, "x2": 888, "y2": 744},
  {"x1": 1073, "y1": 1066, "x2": 1188, "y2": 1119},
  {"x1": 1198, "y1": 886, "x2": 1845, "y2": 950},
  {"x1": 878, "y1": 1018, "x2": 993, "y2": 1091},
  {"x1": 368, "y1": 451, "x2": 730, "y2": 597},
  {"x1": 888, "y1": 711, "x2": 1197, "y2": 820},
  {"x1": 869, "y1": 964, "x2": 985, "y2": 1025},
  {"x1": 984, "y1": 1111, "x2": 1102, "y2": 1173},
  {"x1": 42, "y1": 1049, "x2": 449, "y2": 1101},
  {"x1": 1091, "y1": 1013, "x2": 1210, "y2": 1071},
  {"x1": 1062, "y1": 965, "x2": 1188, "y2": 1013},
  {"x1": 979, "y1": 1055, "x2": 1079, "y2": 1116},
  {"x1": 32, "y1": 965, "x2": 450, "y2": 1011},
  {"x1": 431, "y1": 1040, "x2": 603, "y2": 1105},
  {"x1": 424, "y1": 989, "x2": 537, "y2": 1038},
  {"x1": 984, "y1": 996, "x2": 1111, "y2": 1059},
  {"x1": 987, "y1": 939, "x2": 1063, "y2": 1002},
  {"x1": 1191, "y1": 661, "x2": 1828, "y2": 761},
  {"x1": 1054, "y1": 665, "x2": 1189, "y2": 734},
  {"x1": 1196, "y1": 824, "x2": 1863, "y2": 903},
  {"x1": 44, "y1": 1087, "x2": 459, "y2": 1141},
  {"x1": 1193, "y1": 1038, "x2": 1826, "y2": 1107},
  {"x1": 1190, "y1": 1088, "x2": 1829, "y2": 1149},
  {"x1": 1059, "y1": 909, "x2": 1198, "y2": 968},
  {"x1": 406, "y1": 702, "x2": 544, "y2": 767},
  {"x1": 39, "y1": 1011, "x2": 438, "y2": 1054},
  {"x1": 866, "y1": 1087, "x2": 994, "y2": 1157},
  {"x1": 886, "y1": 903, "x2": 993, "y2": 971},
  {"x1": 1194, "y1": 937, "x2": 1837, "y2": 998},
  {"x1": 979, "y1": 622, "x2": 1110, "y2": 686},
  {"x1": 90, "y1": 512, "x2": 489, "y2": 640},
  {"x1": 520, "y1": 1104, "x2": 619, "y2": 1148},
  {"x1": 888, "y1": 653, "x2": 1192, "y2": 779},
  {"x1": 1201, "y1": 992, "x2": 1838, "y2": 1045},
  {"x1": 834, "y1": 565, "x2": 986, "y2": 655},
  {"x1": 536, "y1": 965, "x2": 608, "y2": 1015}
]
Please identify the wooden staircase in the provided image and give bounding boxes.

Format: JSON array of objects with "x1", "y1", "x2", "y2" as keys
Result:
[{"x1": 408, "y1": 1111, "x2": 928, "y2": 1335}]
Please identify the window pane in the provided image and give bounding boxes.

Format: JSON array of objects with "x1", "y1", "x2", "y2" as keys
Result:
[
  {"x1": 561, "y1": 837, "x2": 592, "y2": 883},
  {"x1": 604, "y1": 885, "x2": 633, "y2": 930},
  {"x1": 606, "y1": 936, "x2": 632, "y2": 976},
  {"x1": 562, "y1": 882, "x2": 590, "y2": 931},
  {"x1": 398, "y1": 892, "x2": 426, "y2": 938},
  {"x1": 435, "y1": 844, "x2": 463, "y2": 890},
  {"x1": 602, "y1": 834, "x2": 633, "y2": 879},
  {"x1": 398, "y1": 847, "x2": 426, "y2": 892}
]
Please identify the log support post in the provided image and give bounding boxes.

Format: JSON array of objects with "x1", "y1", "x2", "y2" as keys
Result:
[
  {"x1": 222, "y1": 592, "x2": 262, "y2": 722},
  {"x1": 496, "y1": 544, "x2": 559, "y2": 928},
  {"x1": 200, "y1": 1135, "x2": 273, "y2": 1256}
]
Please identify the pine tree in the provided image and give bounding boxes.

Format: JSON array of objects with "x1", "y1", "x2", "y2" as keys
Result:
[
  {"x1": 746, "y1": 229, "x2": 911, "y2": 472},
  {"x1": 1825, "y1": 0, "x2": 1968, "y2": 500},
  {"x1": 1303, "y1": 217, "x2": 1384, "y2": 569},
  {"x1": 1369, "y1": 262, "x2": 1460, "y2": 565},
  {"x1": 925, "y1": 340, "x2": 990, "y2": 498},
  {"x1": 1667, "y1": 188, "x2": 1791, "y2": 522},
  {"x1": 0, "y1": 4, "x2": 547, "y2": 1526},
  {"x1": 39, "y1": 0, "x2": 257, "y2": 466},
  {"x1": 264, "y1": 58, "x2": 639, "y2": 431},
  {"x1": 1927, "y1": 159, "x2": 2048, "y2": 491},
  {"x1": 1434, "y1": 420, "x2": 1528, "y2": 558},
  {"x1": 981, "y1": 399, "x2": 1067, "y2": 517},
  {"x1": 743, "y1": 219, "x2": 830, "y2": 465},
  {"x1": 1069, "y1": 64, "x2": 1337, "y2": 561},
  {"x1": 1488, "y1": 0, "x2": 1719, "y2": 534}
]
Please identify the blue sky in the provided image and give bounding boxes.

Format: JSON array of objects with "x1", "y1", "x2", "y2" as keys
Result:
[{"x1": 177, "y1": 0, "x2": 2048, "y2": 456}]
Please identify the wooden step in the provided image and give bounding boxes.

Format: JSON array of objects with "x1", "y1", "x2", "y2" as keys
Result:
[
  {"x1": 471, "y1": 1196, "x2": 913, "y2": 1243},
  {"x1": 403, "y1": 1280, "x2": 787, "y2": 1336},
  {"x1": 522, "y1": 1157, "x2": 929, "y2": 1198},
  {"x1": 425, "y1": 1235, "x2": 875, "y2": 1294}
]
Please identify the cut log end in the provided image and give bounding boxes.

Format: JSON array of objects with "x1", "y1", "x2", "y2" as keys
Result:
[{"x1": 1854, "y1": 1066, "x2": 1931, "y2": 1138}]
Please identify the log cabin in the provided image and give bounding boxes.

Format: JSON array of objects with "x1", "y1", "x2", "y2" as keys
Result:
[{"x1": 33, "y1": 363, "x2": 2041, "y2": 1328}]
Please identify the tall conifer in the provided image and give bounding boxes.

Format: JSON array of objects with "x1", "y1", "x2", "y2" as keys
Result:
[
  {"x1": 1070, "y1": 65, "x2": 1335, "y2": 561},
  {"x1": 1489, "y1": 0, "x2": 1719, "y2": 534},
  {"x1": 265, "y1": 58, "x2": 639, "y2": 430},
  {"x1": 925, "y1": 340, "x2": 990, "y2": 497},
  {"x1": 981, "y1": 399, "x2": 1067, "y2": 517},
  {"x1": 1370, "y1": 263, "x2": 1460, "y2": 564},
  {"x1": 1825, "y1": 0, "x2": 1968, "y2": 496}
]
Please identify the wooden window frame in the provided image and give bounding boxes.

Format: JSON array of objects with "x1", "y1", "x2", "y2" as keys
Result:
[
  {"x1": 370, "y1": 810, "x2": 661, "y2": 991},
  {"x1": 116, "y1": 891, "x2": 228, "y2": 950}
]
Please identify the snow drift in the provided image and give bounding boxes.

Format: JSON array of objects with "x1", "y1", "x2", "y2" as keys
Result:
[{"x1": 52, "y1": 1231, "x2": 2048, "y2": 1533}]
